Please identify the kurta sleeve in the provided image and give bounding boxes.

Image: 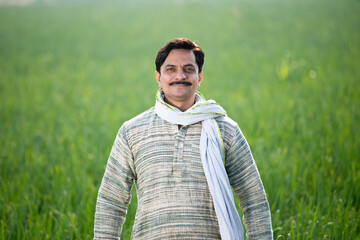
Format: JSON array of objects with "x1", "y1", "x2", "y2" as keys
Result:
[
  {"x1": 94, "y1": 123, "x2": 136, "y2": 239},
  {"x1": 225, "y1": 125, "x2": 273, "y2": 240}
]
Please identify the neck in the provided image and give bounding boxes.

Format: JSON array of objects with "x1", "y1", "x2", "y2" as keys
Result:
[{"x1": 163, "y1": 96, "x2": 195, "y2": 112}]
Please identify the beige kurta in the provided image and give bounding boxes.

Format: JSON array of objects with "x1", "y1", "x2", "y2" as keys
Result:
[{"x1": 94, "y1": 107, "x2": 273, "y2": 239}]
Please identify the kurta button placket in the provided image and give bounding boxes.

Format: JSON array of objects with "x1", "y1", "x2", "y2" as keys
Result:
[{"x1": 173, "y1": 125, "x2": 187, "y2": 182}]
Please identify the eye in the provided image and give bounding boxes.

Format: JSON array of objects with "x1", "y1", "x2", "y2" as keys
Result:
[
  {"x1": 184, "y1": 67, "x2": 195, "y2": 73},
  {"x1": 166, "y1": 67, "x2": 175, "y2": 72}
]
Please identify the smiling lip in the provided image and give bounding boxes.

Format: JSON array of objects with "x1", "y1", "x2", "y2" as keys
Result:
[{"x1": 169, "y1": 81, "x2": 192, "y2": 86}]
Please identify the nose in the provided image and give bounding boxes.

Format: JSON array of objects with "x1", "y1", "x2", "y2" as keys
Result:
[{"x1": 175, "y1": 69, "x2": 186, "y2": 80}]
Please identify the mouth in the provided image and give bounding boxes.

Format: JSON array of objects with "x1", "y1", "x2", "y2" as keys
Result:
[{"x1": 169, "y1": 81, "x2": 192, "y2": 86}]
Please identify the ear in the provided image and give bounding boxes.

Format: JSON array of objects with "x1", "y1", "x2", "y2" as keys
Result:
[
  {"x1": 155, "y1": 71, "x2": 161, "y2": 87},
  {"x1": 198, "y1": 72, "x2": 203, "y2": 86}
]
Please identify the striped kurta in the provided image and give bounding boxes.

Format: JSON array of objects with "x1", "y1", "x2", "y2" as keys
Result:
[{"x1": 94, "y1": 107, "x2": 273, "y2": 239}]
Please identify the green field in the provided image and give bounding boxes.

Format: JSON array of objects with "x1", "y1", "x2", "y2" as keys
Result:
[{"x1": 0, "y1": 0, "x2": 359, "y2": 239}]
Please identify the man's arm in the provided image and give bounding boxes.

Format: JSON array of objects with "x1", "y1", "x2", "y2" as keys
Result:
[
  {"x1": 225, "y1": 125, "x2": 273, "y2": 240},
  {"x1": 94, "y1": 124, "x2": 136, "y2": 240}
]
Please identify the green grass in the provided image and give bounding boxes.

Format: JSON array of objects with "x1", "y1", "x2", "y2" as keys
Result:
[{"x1": 0, "y1": 0, "x2": 359, "y2": 239}]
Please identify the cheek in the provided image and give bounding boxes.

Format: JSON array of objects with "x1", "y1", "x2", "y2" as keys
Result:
[
  {"x1": 157, "y1": 76, "x2": 168, "y2": 87},
  {"x1": 192, "y1": 75, "x2": 200, "y2": 82}
]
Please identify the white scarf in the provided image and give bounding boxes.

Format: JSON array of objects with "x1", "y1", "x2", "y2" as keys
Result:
[{"x1": 154, "y1": 90, "x2": 244, "y2": 240}]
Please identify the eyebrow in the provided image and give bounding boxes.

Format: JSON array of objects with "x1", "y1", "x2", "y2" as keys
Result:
[
  {"x1": 164, "y1": 64, "x2": 176, "y2": 68},
  {"x1": 164, "y1": 63, "x2": 196, "y2": 68}
]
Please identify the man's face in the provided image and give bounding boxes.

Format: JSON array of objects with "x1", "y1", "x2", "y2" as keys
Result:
[{"x1": 156, "y1": 49, "x2": 203, "y2": 109}]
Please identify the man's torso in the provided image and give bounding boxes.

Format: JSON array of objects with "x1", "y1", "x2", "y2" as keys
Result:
[{"x1": 122, "y1": 107, "x2": 239, "y2": 239}]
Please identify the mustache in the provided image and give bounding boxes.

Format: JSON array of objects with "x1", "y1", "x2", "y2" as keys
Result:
[{"x1": 169, "y1": 81, "x2": 192, "y2": 86}]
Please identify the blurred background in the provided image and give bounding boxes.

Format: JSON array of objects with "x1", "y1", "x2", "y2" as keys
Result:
[{"x1": 0, "y1": 0, "x2": 359, "y2": 239}]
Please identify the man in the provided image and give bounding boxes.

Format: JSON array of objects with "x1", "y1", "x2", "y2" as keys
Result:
[{"x1": 94, "y1": 38, "x2": 273, "y2": 239}]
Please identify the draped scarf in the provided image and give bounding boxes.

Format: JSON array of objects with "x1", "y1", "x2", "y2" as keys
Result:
[{"x1": 154, "y1": 89, "x2": 244, "y2": 240}]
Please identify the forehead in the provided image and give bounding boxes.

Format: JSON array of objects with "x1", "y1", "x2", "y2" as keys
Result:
[{"x1": 162, "y1": 49, "x2": 196, "y2": 66}]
